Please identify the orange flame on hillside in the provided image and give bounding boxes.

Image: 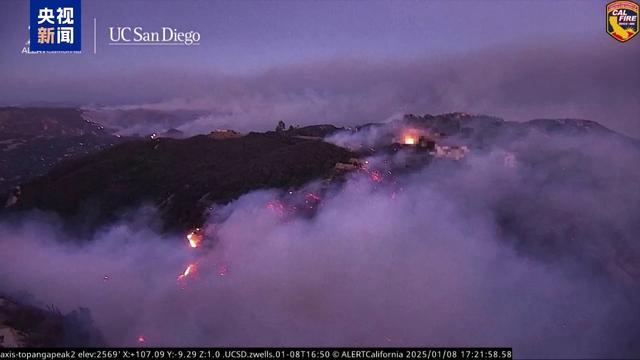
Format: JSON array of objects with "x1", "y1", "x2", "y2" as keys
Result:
[
  {"x1": 186, "y1": 228, "x2": 203, "y2": 248},
  {"x1": 401, "y1": 128, "x2": 420, "y2": 145},
  {"x1": 177, "y1": 263, "x2": 197, "y2": 281},
  {"x1": 369, "y1": 169, "x2": 383, "y2": 183},
  {"x1": 403, "y1": 135, "x2": 416, "y2": 145},
  {"x1": 266, "y1": 200, "x2": 285, "y2": 215}
]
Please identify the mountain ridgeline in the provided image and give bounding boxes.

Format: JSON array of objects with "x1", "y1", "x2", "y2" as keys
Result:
[{"x1": 1, "y1": 107, "x2": 638, "y2": 234}]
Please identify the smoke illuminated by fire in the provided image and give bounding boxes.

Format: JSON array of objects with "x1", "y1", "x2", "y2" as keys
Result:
[
  {"x1": 368, "y1": 169, "x2": 383, "y2": 183},
  {"x1": 1, "y1": 129, "x2": 639, "y2": 355},
  {"x1": 266, "y1": 200, "x2": 285, "y2": 215},
  {"x1": 305, "y1": 192, "x2": 321, "y2": 202}
]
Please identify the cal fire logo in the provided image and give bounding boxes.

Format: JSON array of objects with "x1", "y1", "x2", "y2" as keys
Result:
[
  {"x1": 607, "y1": 1, "x2": 638, "y2": 42},
  {"x1": 29, "y1": 0, "x2": 81, "y2": 52}
]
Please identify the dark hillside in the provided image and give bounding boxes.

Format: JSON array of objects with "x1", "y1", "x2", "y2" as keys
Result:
[{"x1": 11, "y1": 133, "x2": 354, "y2": 232}]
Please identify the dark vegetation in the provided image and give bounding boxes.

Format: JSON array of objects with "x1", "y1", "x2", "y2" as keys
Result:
[
  {"x1": 0, "y1": 107, "x2": 125, "y2": 193},
  {"x1": 0, "y1": 296, "x2": 104, "y2": 347},
  {"x1": 10, "y1": 132, "x2": 353, "y2": 232}
]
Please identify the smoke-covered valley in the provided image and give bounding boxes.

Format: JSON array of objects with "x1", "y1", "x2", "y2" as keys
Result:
[
  {"x1": 1, "y1": 117, "x2": 639, "y2": 357},
  {"x1": 3, "y1": 0, "x2": 640, "y2": 356}
]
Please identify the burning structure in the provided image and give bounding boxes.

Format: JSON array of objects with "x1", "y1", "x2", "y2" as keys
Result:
[
  {"x1": 397, "y1": 127, "x2": 439, "y2": 148},
  {"x1": 392, "y1": 128, "x2": 468, "y2": 161}
]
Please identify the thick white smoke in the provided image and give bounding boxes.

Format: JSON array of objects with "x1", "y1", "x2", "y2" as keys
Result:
[{"x1": 0, "y1": 131, "x2": 639, "y2": 358}]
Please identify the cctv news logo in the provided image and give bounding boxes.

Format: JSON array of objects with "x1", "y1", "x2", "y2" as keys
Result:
[
  {"x1": 29, "y1": 0, "x2": 81, "y2": 52},
  {"x1": 109, "y1": 27, "x2": 201, "y2": 46}
]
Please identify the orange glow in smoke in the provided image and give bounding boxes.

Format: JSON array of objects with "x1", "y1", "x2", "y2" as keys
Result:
[
  {"x1": 401, "y1": 128, "x2": 421, "y2": 145},
  {"x1": 305, "y1": 192, "x2": 321, "y2": 201},
  {"x1": 186, "y1": 228, "x2": 203, "y2": 248},
  {"x1": 266, "y1": 200, "x2": 285, "y2": 215},
  {"x1": 369, "y1": 169, "x2": 383, "y2": 183},
  {"x1": 177, "y1": 263, "x2": 197, "y2": 281},
  {"x1": 403, "y1": 135, "x2": 416, "y2": 145}
]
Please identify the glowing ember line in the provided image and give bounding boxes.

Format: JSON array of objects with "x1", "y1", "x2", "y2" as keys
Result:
[
  {"x1": 306, "y1": 192, "x2": 321, "y2": 201},
  {"x1": 177, "y1": 263, "x2": 197, "y2": 281},
  {"x1": 266, "y1": 200, "x2": 285, "y2": 215}
]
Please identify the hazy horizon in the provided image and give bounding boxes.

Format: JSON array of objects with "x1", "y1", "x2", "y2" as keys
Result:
[{"x1": 1, "y1": 0, "x2": 639, "y2": 137}]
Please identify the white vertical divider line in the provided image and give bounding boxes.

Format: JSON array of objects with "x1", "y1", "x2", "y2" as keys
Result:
[{"x1": 93, "y1": 18, "x2": 96, "y2": 54}]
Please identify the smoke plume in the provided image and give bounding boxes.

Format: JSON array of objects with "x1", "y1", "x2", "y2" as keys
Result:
[
  {"x1": 12, "y1": 40, "x2": 639, "y2": 138},
  {"x1": 0, "y1": 129, "x2": 639, "y2": 358}
]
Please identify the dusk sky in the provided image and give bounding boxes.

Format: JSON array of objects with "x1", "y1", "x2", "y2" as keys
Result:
[{"x1": 1, "y1": 0, "x2": 639, "y2": 136}]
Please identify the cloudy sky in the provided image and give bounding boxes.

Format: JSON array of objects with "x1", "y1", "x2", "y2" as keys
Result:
[{"x1": 1, "y1": 0, "x2": 639, "y2": 136}]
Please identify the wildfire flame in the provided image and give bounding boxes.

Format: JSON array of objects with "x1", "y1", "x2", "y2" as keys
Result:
[
  {"x1": 400, "y1": 128, "x2": 421, "y2": 145},
  {"x1": 177, "y1": 263, "x2": 197, "y2": 281},
  {"x1": 186, "y1": 228, "x2": 203, "y2": 248},
  {"x1": 266, "y1": 200, "x2": 285, "y2": 215},
  {"x1": 369, "y1": 169, "x2": 383, "y2": 183},
  {"x1": 137, "y1": 335, "x2": 146, "y2": 344},
  {"x1": 403, "y1": 135, "x2": 416, "y2": 145},
  {"x1": 305, "y1": 192, "x2": 321, "y2": 201}
]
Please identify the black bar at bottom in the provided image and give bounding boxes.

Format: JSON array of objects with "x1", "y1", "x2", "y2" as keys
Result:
[{"x1": 0, "y1": 347, "x2": 513, "y2": 360}]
